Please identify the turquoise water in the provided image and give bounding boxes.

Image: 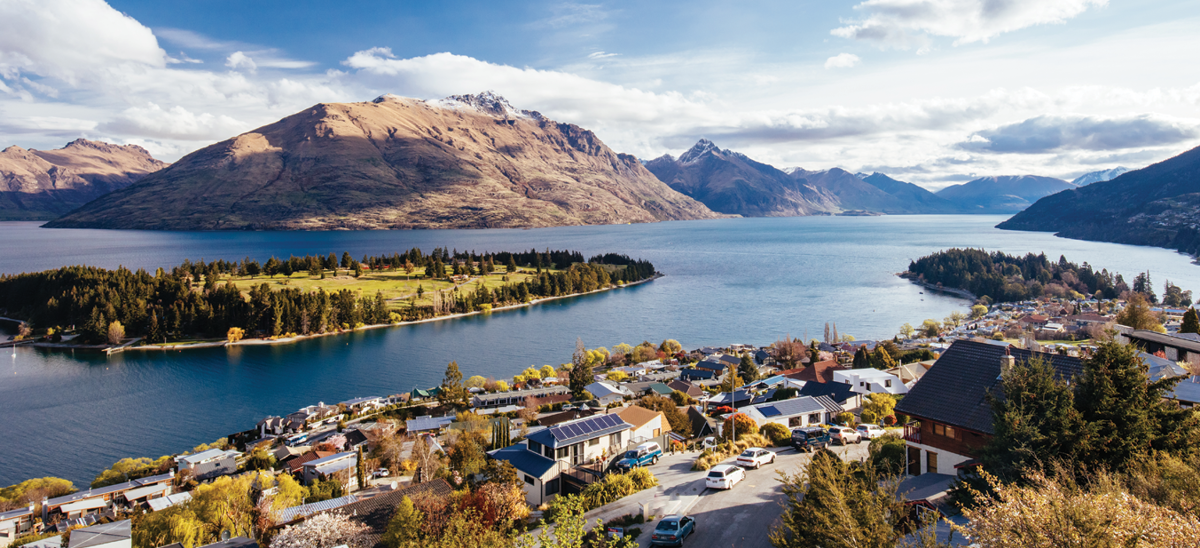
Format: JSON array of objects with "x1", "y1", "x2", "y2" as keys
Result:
[{"x1": 1, "y1": 216, "x2": 1196, "y2": 486}]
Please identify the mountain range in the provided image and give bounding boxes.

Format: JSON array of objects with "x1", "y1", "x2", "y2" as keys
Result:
[
  {"x1": 47, "y1": 93, "x2": 717, "y2": 230},
  {"x1": 1071, "y1": 167, "x2": 1129, "y2": 186},
  {"x1": 932, "y1": 175, "x2": 1076, "y2": 213},
  {"x1": 0, "y1": 139, "x2": 166, "y2": 220},
  {"x1": 999, "y1": 145, "x2": 1200, "y2": 257}
]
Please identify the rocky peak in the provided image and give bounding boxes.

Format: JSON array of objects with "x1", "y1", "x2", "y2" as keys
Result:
[
  {"x1": 442, "y1": 91, "x2": 524, "y2": 118},
  {"x1": 679, "y1": 139, "x2": 722, "y2": 164}
]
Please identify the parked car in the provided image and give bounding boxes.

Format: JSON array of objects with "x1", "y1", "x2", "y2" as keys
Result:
[
  {"x1": 615, "y1": 442, "x2": 663, "y2": 471},
  {"x1": 735, "y1": 447, "x2": 775, "y2": 470},
  {"x1": 856, "y1": 424, "x2": 886, "y2": 439},
  {"x1": 372, "y1": 468, "x2": 390, "y2": 478},
  {"x1": 705, "y1": 464, "x2": 746, "y2": 490},
  {"x1": 830, "y1": 426, "x2": 862, "y2": 445},
  {"x1": 651, "y1": 515, "x2": 696, "y2": 546},
  {"x1": 791, "y1": 427, "x2": 831, "y2": 452}
]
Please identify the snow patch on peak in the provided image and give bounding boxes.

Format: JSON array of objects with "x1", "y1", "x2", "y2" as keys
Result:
[
  {"x1": 1071, "y1": 167, "x2": 1130, "y2": 186},
  {"x1": 372, "y1": 93, "x2": 406, "y2": 103},
  {"x1": 431, "y1": 91, "x2": 541, "y2": 120},
  {"x1": 679, "y1": 139, "x2": 723, "y2": 164}
]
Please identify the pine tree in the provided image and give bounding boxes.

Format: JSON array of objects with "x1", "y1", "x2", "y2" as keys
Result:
[
  {"x1": 738, "y1": 353, "x2": 759, "y2": 382},
  {"x1": 1181, "y1": 308, "x2": 1200, "y2": 335},
  {"x1": 146, "y1": 310, "x2": 164, "y2": 344},
  {"x1": 852, "y1": 346, "x2": 870, "y2": 369},
  {"x1": 569, "y1": 338, "x2": 592, "y2": 400},
  {"x1": 438, "y1": 361, "x2": 468, "y2": 408}
]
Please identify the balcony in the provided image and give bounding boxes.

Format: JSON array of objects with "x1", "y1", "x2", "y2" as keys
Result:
[{"x1": 902, "y1": 423, "x2": 921, "y2": 444}]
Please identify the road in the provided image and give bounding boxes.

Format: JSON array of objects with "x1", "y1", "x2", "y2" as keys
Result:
[{"x1": 584, "y1": 441, "x2": 872, "y2": 548}]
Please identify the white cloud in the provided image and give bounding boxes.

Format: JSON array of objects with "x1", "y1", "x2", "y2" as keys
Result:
[
  {"x1": 832, "y1": 0, "x2": 1107, "y2": 49},
  {"x1": 958, "y1": 114, "x2": 1200, "y2": 153},
  {"x1": 824, "y1": 53, "x2": 861, "y2": 69},
  {"x1": 588, "y1": 51, "x2": 619, "y2": 59},
  {"x1": 226, "y1": 51, "x2": 257, "y2": 72},
  {"x1": 100, "y1": 103, "x2": 249, "y2": 140}
]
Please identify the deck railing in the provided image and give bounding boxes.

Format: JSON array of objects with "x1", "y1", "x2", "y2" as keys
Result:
[{"x1": 902, "y1": 422, "x2": 921, "y2": 444}]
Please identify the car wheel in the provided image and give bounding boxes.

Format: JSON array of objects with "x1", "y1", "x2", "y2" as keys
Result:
[{"x1": 771, "y1": 455, "x2": 776, "y2": 463}]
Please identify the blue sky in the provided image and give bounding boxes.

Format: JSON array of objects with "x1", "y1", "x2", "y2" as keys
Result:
[{"x1": 2, "y1": 0, "x2": 1199, "y2": 188}]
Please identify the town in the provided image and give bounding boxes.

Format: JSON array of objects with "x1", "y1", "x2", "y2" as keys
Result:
[{"x1": 3, "y1": 284, "x2": 1200, "y2": 548}]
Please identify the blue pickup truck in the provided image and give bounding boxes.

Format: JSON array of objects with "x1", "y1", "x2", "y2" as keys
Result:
[{"x1": 614, "y1": 442, "x2": 662, "y2": 471}]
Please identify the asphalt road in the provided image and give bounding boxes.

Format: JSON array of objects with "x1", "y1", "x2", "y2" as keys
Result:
[{"x1": 631, "y1": 441, "x2": 872, "y2": 548}]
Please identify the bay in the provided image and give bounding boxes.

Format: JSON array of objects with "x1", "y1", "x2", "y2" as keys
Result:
[{"x1": 0, "y1": 215, "x2": 1196, "y2": 487}]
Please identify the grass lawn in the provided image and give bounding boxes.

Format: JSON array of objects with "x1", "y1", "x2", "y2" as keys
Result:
[{"x1": 221, "y1": 266, "x2": 555, "y2": 308}]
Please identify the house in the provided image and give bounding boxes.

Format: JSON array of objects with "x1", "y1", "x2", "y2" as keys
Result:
[
  {"x1": 405, "y1": 415, "x2": 453, "y2": 433},
  {"x1": 146, "y1": 492, "x2": 192, "y2": 513},
  {"x1": 679, "y1": 368, "x2": 716, "y2": 382},
  {"x1": 490, "y1": 446, "x2": 563, "y2": 506},
  {"x1": 67, "y1": 520, "x2": 130, "y2": 548},
  {"x1": 471, "y1": 385, "x2": 570, "y2": 408},
  {"x1": 894, "y1": 340, "x2": 1083, "y2": 476},
  {"x1": 331, "y1": 479, "x2": 454, "y2": 547},
  {"x1": 584, "y1": 381, "x2": 633, "y2": 406},
  {"x1": 706, "y1": 389, "x2": 753, "y2": 408},
  {"x1": 43, "y1": 473, "x2": 174, "y2": 523},
  {"x1": 177, "y1": 449, "x2": 240, "y2": 481},
  {"x1": 645, "y1": 383, "x2": 674, "y2": 397},
  {"x1": 409, "y1": 387, "x2": 441, "y2": 401},
  {"x1": 1168, "y1": 376, "x2": 1200, "y2": 408},
  {"x1": 300, "y1": 452, "x2": 359, "y2": 491},
  {"x1": 0, "y1": 505, "x2": 34, "y2": 546},
  {"x1": 525, "y1": 413, "x2": 633, "y2": 467},
  {"x1": 1140, "y1": 351, "x2": 1189, "y2": 381},
  {"x1": 285, "y1": 450, "x2": 336, "y2": 475},
  {"x1": 273, "y1": 494, "x2": 359, "y2": 525},
  {"x1": 684, "y1": 406, "x2": 717, "y2": 438},
  {"x1": 742, "y1": 396, "x2": 843, "y2": 429},
  {"x1": 617, "y1": 406, "x2": 669, "y2": 443},
  {"x1": 159, "y1": 536, "x2": 260, "y2": 548},
  {"x1": 667, "y1": 380, "x2": 704, "y2": 399},
  {"x1": 1120, "y1": 329, "x2": 1200, "y2": 366},
  {"x1": 525, "y1": 393, "x2": 572, "y2": 409},
  {"x1": 781, "y1": 360, "x2": 846, "y2": 384},
  {"x1": 338, "y1": 396, "x2": 384, "y2": 414},
  {"x1": 887, "y1": 361, "x2": 934, "y2": 385},
  {"x1": 796, "y1": 382, "x2": 861, "y2": 413},
  {"x1": 754, "y1": 350, "x2": 771, "y2": 365},
  {"x1": 257, "y1": 416, "x2": 305, "y2": 437},
  {"x1": 612, "y1": 365, "x2": 648, "y2": 377},
  {"x1": 716, "y1": 355, "x2": 741, "y2": 367},
  {"x1": 695, "y1": 360, "x2": 726, "y2": 372},
  {"x1": 833, "y1": 368, "x2": 909, "y2": 396},
  {"x1": 539, "y1": 407, "x2": 600, "y2": 427}
]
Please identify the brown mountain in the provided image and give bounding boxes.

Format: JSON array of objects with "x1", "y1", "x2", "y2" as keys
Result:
[
  {"x1": 47, "y1": 93, "x2": 718, "y2": 230},
  {"x1": 0, "y1": 139, "x2": 166, "y2": 220}
]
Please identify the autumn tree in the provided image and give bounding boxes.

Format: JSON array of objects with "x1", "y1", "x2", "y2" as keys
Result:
[
  {"x1": 1115, "y1": 293, "x2": 1164, "y2": 332},
  {"x1": 270, "y1": 512, "x2": 370, "y2": 548},
  {"x1": 569, "y1": 338, "x2": 593, "y2": 400},
  {"x1": 106, "y1": 321, "x2": 125, "y2": 344},
  {"x1": 719, "y1": 361, "x2": 744, "y2": 393},
  {"x1": 659, "y1": 339, "x2": 682, "y2": 355},
  {"x1": 438, "y1": 361, "x2": 469, "y2": 408}
]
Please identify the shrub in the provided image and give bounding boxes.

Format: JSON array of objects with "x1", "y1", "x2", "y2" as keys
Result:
[
  {"x1": 545, "y1": 468, "x2": 658, "y2": 522},
  {"x1": 691, "y1": 434, "x2": 772, "y2": 470},
  {"x1": 759, "y1": 423, "x2": 791, "y2": 447},
  {"x1": 627, "y1": 467, "x2": 658, "y2": 491},
  {"x1": 836, "y1": 412, "x2": 855, "y2": 426},
  {"x1": 861, "y1": 410, "x2": 878, "y2": 424},
  {"x1": 722, "y1": 413, "x2": 758, "y2": 442},
  {"x1": 883, "y1": 414, "x2": 897, "y2": 426}
]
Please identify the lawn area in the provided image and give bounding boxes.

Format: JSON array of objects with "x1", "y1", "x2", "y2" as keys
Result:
[{"x1": 222, "y1": 266, "x2": 554, "y2": 308}]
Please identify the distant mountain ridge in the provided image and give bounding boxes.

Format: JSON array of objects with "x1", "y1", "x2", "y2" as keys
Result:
[
  {"x1": 47, "y1": 93, "x2": 719, "y2": 230},
  {"x1": 1071, "y1": 167, "x2": 1129, "y2": 186},
  {"x1": 934, "y1": 175, "x2": 1075, "y2": 213},
  {"x1": 643, "y1": 139, "x2": 968, "y2": 217},
  {"x1": 999, "y1": 145, "x2": 1200, "y2": 257},
  {"x1": 0, "y1": 139, "x2": 166, "y2": 220}
]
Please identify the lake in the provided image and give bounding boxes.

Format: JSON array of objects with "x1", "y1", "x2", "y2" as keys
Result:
[{"x1": 1, "y1": 215, "x2": 1196, "y2": 487}]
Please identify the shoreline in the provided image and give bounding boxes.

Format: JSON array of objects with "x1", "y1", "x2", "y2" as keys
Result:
[
  {"x1": 26, "y1": 273, "x2": 663, "y2": 355},
  {"x1": 896, "y1": 273, "x2": 977, "y2": 301}
]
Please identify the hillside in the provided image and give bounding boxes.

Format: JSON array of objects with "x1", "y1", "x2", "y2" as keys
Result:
[
  {"x1": 859, "y1": 173, "x2": 963, "y2": 214},
  {"x1": 935, "y1": 175, "x2": 1075, "y2": 213},
  {"x1": 1071, "y1": 167, "x2": 1129, "y2": 186},
  {"x1": 998, "y1": 145, "x2": 1200, "y2": 257},
  {"x1": 0, "y1": 139, "x2": 166, "y2": 220},
  {"x1": 46, "y1": 93, "x2": 718, "y2": 230}
]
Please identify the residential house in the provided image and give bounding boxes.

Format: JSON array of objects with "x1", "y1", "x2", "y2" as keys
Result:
[
  {"x1": 490, "y1": 446, "x2": 563, "y2": 506},
  {"x1": 471, "y1": 385, "x2": 570, "y2": 408},
  {"x1": 330, "y1": 479, "x2": 454, "y2": 548},
  {"x1": 409, "y1": 387, "x2": 441, "y2": 401},
  {"x1": 0, "y1": 505, "x2": 34, "y2": 547},
  {"x1": 684, "y1": 406, "x2": 717, "y2": 438},
  {"x1": 285, "y1": 450, "x2": 336, "y2": 476},
  {"x1": 612, "y1": 365, "x2": 648, "y2": 377},
  {"x1": 705, "y1": 389, "x2": 753, "y2": 409},
  {"x1": 338, "y1": 396, "x2": 384, "y2": 414},
  {"x1": 716, "y1": 355, "x2": 741, "y2": 368},
  {"x1": 273, "y1": 494, "x2": 359, "y2": 525},
  {"x1": 645, "y1": 383, "x2": 674, "y2": 397},
  {"x1": 67, "y1": 520, "x2": 130, "y2": 548},
  {"x1": 584, "y1": 381, "x2": 633, "y2": 406},
  {"x1": 525, "y1": 392, "x2": 572, "y2": 408},
  {"x1": 894, "y1": 340, "x2": 1082, "y2": 476},
  {"x1": 742, "y1": 396, "x2": 843, "y2": 429},
  {"x1": 1120, "y1": 329, "x2": 1200, "y2": 366},
  {"x1": 1140, "y1": 351, "x2": 1189, "y2": 381},
  {"x1": 146, "y1": 492, "x2": 191, "y2": 513},
  {"x1": 754, "y1": 350, "x2": 771, "y2": 365},
  {"x1": 257, "y1": 416, "x2": 304, "y2": 437},
  {"x1": 797, "y1": 382, "x2": 861, "y2": 413},
  {"x1": 833, "y1": 368, "x2": 909, "y2": 396},
  {"x1": 177, "y1": 449, "x2": 240, "y2": 482},
  {"x1": 43, "y1": 473, "x2": 174, "y2": 524},
  {"x1": 539, "y1": 407, "x2": 600, "y2": 427},
  {"x1": 667, "y1": 380, "x2": 704, "y2": 399},
  {"x1": 617, "y1": 406, "x2": 669, "y2": 443},
  {"x1": 405, "y1": 415, "x2": 453, "y2": 433},
  {"x1": 780, "y1": 360, "x2": 846, "y2": 384},
  {"x1": 679, "y1": 368, "x2": 716, "y2": 382},
  {"x1": 524, "y1": 414, "x2": 633, "y2": 467},
  {"x1": 300, "y1": 452, "x2": 359, "y2": 491},
  {"x1": 695, "y1": 360, "x2": 726, "y2": 373},
  {"x1": 1169, "y1": 376, "x2": 1200, "y2": 408},
  {"x1": 887, "y1": 361, "x2": 934, "y2": 386}
]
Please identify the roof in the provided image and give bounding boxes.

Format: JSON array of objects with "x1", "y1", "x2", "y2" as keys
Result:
[
  {"x1": 745, "y1": 396, "x2": 828, "y2": 419},
  {"x1": 473, "y1": 385, "x2": 569, "y2": 404},
  {"x1": 680, "y1": 368, "x2": 715, "y2": 380},
  {"x1": 287, "y1": 451, "x2": 335, "y2": 473},
  {"x1": 785, "y1": 360, "x2": 845, "y2": 384},
  {"x1": 178, "y1": 448, "x2": 238, "y2": 465},
  {"x1": 1169, "y1": 377, "x2": 1200, "y2": 404},
  {"x1": 305, "y1": 451, "x2": 356, "y2": 468},
  {"x1": 647, "y1": 383, "x2": 673, "y2": 396},
  {"x1": 667, "y1": 380, "x2": 703, "y2": 396},
  {"x1": 1140, "y1": 351, "x2": 1189, "y2": 381},
  {"x1": 275, "y1": 494, "x2": 359, "y2": 524},
  {"x1": 340, "y1": 396, "x2": 382, "y2": 406},
  {"x1": 1127, "y1": 330, "x2": 1200, "y2": 353},
  {"x1": 686, "y1": 406, "x2": 716, "y2": 437},
  {"x1": 68, "y1": 520, "x2": 130, "y2": 548},
  {"x1": 146, "y1": 492, "x2": 191, "y2": 512},
  {"x1": 196, "y1": 537, "x2": 259, "y2": 548},
  {"x1": 895, "y1": 339, "x2": 1083, "y2": 435},
  {"x1": 526, "y1": 413, "x2": 632, "y2": 448},
  {"x1": 335, "y1": 479, "x2": 454, "y2": 548},
  {"x1": 695, "y1": 360, "x2": 726, "y2": 371},
  {"x1": 585, "y1": 381, "x2": 629, "y2": 399},
  {"x1": 797, "y1": 381, "x2": 858, "y2": 405},
  {"x1": 617, "y1": 406, "x2": 664, "y2": 429},
  {"x1": 46, "y1": 473, "x2": 174, "y2": 508},
  {"x1": 491, "y1": 446, "x2": 559, "y2": 477},
  {"x1": 405, "y1": 415, "x2": 454, "y2": 432},
  {"x1": 122, "y1": 483, "x2": 170, "y2": 501},
  {"x1": 0, "y1": 507, "x2": 33, "y2": 521}
]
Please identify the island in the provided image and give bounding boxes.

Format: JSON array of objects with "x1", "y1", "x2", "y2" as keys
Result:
[{"x1": 0, "y1": 248, "x2": 658, "y2": 352}]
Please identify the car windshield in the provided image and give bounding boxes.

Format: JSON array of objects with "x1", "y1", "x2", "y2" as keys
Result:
[
  {"x1": 740, "y1": 450, "x2": 755, "y2": 457},
  {"x1": 623, "y1": 451, "x2": 638, "y2": 459},
  {"x1": 657, "y1": 520, "x2": 679, "y2": 531},
  {"x1": 707, "y1": 470, "x2": 724, "y2": 478}
]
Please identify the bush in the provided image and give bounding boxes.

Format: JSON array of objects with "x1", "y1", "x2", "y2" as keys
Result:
[
  {"x1": 545, "y1": 468, "x2": 658, "y2": 522},
  {"x1": 722, "y1": 413, "x2": 759, "y2": 442},
  {"x1": 861, "y1": 410, "x2": 878, "y2": 424},
  {"x1": 867, "y1": 434, "x2": 907, "y2": 475},
  {"x1": 836, "y1": 412, "x2": 855, "y2": 426},
  {"x1": 883, "y1": 414, "x2": 897, "y2": 426},
  {"x1": 759, "y1": 423, "x2": 791, "y2": 447},
  {"x1": 627, "y1": 467, "x2": 658, "y2": 491},
  {"x1": 691, "y1": 434, "x2": 772, "y2": 470}
]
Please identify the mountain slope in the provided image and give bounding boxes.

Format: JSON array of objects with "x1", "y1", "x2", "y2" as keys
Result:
[
  {"x1": 0, "y1": 139, "x2": 166, "y2": 220},
  {"x1": 1070, "y1": 167, "x2": 1129, "y2": 186},
  {"x1": 935, "y1": 175, "x2": 1075, "y2": 213},
  {"x1": 998, "y1": 145, "x2": 1200, "y2": 257},
  {"x1": 859, "y1": 173, "x2": 963, "y2": 213},
  {"x1": 643, "y1": 140, "x2": 832, "y2": 217},
  {"x1": 48, "y1": 93, "x2": 718, "y2": 230}
]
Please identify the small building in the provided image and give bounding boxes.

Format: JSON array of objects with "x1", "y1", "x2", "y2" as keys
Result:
[
  {"x1": 742, "y1": 396, "x2": 842, "y2": 429},
  {"x1": 616, "y1": 406, "x2": 668, "y2": 443},
  {"x1": 525, "y1": 413, "x2": 633, "y2": 467},
  {"x1": 43, "y1": 473, "x2": 174, "y2": 524},
  {"x1": 405, "y1": 415, "x2": 454, "y2": 433},
  {"x1": 146, "y1": 492, "x2": 192, "y2": 513},
  {"x1": 1121, "y1": 329, "x2": 1200, "y2": 366},
  {"x1": 300, "y1": 452, "x2": 359, "y2": 492},
  {"x1": 409, "y1": 387, "x2": 441, "y2": 401},
  {"x1": 67, "y1": 520, "x2": 130, "y2": 548},
  {"x1": 667, "y1": 380, "x2": 705, "y2": 399},
  {"x1": 177, "y1": 449, "x2": 240, "y2": 482},
  {"x1": 0, "y1": 505, "x2": 35, "y2": 546},
  {"x1": 584, "y1": 381, "x2": 633, "y2": 406},
  {"x1": 338, "y1": 396, "x2": 384, "y2": 414},
  {"x1": 471, "y1": 385, "x2": 569, "y2": 408},
  {"x1": 257, "y1": 416, "x2": 305, "y2": 437},
  {"x1": 679, "y1": 368, "x2": 716, "y2": 382},
  {"x1": 833, "y1": 368, "x2": 909, "y2": 396},
  {"x1": 490, "y1": 446, "x2": 563, "y2": 506}
]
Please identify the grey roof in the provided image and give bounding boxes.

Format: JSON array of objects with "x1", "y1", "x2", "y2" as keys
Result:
[
  {"x1": 797, "y1": 379, "x2": 857, "y2": 404},
  {"x1": 405, "y1": 415, "x2": 453, "y2": 432},
  {"x1": 680, "y1": 368, "x2": 715, "y2": 380},
  {"x1": 812, "y1": 395, "x2": 844, "y2": 416},
  {"x1": 1127, "y1": 330, "x2": 1200, "y2": 353},
  {"x1": 0, "y1": 506, "x2": 32, "y2": 521},
  {"x1": 68, "y1": 520, "x2": 130, "y2": 548},
  {"x1": 198, "y1": 537, "x2": 259, "y2": 548},
  {"x1": 340, "y1": 396, "x2": 382, "y2": 406},
  {"x1": 748, "y1": 396, "x2": 827, "y2": 418},
  {"x1": 178, "y1": 448, "x2": 238, "y2": 465},
  {"x1": 1169, "y1": 377, "x2": 1200, "y2": 404},
  {"x1": 305, "y1": 451, "x2": 356, "y2": 468},
  {"x1": 1139, "y1": 351, "x2": 1188, "y2": 381},
  {"x1": 895, "y1": 340, "x2": 1083, "y2": 435},
  {"x1": 473, "y1": 385, "x2": 568, "y2": 404},
  {"x1": 696, "y1": 360, "x2": 726, "y2": 371},
  {"x1": 45, "y1": 473, "x2": 174, "y2": 507},
  {"x1": 491, "y1": 446, "x2": 559, "y2": 477},
  {"x1": 275, "y1": 494, "x2": 358, "y2": 524},
  {"x1": 527, "y1": 413, "x2": 631, "y2": 449}
]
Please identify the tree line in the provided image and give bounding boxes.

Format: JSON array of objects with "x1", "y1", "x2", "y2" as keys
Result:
[{"x1": 0, "y1": 249, "x2": 656, "y2": 343}]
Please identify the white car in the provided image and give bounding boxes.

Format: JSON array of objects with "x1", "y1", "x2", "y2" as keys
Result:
[
  {"x1": 856, "y1": 424, "x2": 886, "y2": 439},
  {"x1": 705, "y1": 464, "x2": 746, "y2": 490},
  {"x1": 735, "y1": 447, "x2": 776, "y2": 469},
  {"x1": 372, "y1": 468, "x2": 390, "y2": 478},
  {"x1": 829, "y1": 426, "x2": 862, "y2": 445}
]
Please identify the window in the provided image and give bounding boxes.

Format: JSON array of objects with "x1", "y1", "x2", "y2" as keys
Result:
[
  {"x1": 524, "y1": 474, "x2": 535, "y2": 485},
  {"x1": 557, "y1": 447, "x2": 569, "y2": 459},
  {"x1": 945, "y1": 425, "x2": 956, "y2": 439},
  {"x1": 545, "y1": 478, "x2": 560, "y2": 495},
  {"x1": 933, "y1": 423, "x2": 945, "y2": 436},
  {"x1": 653, "y1": 428, "x2": 661, "y2": 437},
  {"x1": 528, "y1": 440, "x2": 543, "y2": 454},
  {"x1": 865, "y1": 383, "x2": 872, "y2": 391},
  {"x1": 808, "y1": 413, "x2": 820, "y2": 424},
  {"x1": 926, "y1": 451, "x2": 938, "y2": 474},
  {"x1": 588, "y1": 438, "x2": 600, "y2": 447},
  {"x1": 789, "y1": 417, "x2": 802, "y2": 427},
  {"x1": 885, "y1": 380, "x2": 892, "y2": 388}
]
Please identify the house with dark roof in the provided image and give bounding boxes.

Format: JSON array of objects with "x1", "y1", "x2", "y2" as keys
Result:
[
  {"x1": 300, "y1": 452, "x2": 359, "y2": 491},
  {"x1": 1121, "y1": 329, "x2": 1200, "y2": 367},
  {"x1": 796, "y1": 381, "x2": 861, "y2": 412},
  {"x1": 330, "y1": 479, "x2": 453, "y2": 548},
  {"x1": 667, "y1": 380, "x2": 704, "y2": 399},
  {"x1": 680, "y1": 368, "x2": 716, "y2": 382},
  {"x1": 684, "y1": 406, "x2": 717, "y2": 438},
  {"x1": 695, "y1": 360, "x2": 726, "y2": 372},
  {"x1": 894, "y1": 339, "x2": 1083, "y2": 476},
  {"x1": 781, "y1": 360, "x2": 845, "y2": 384},
  {"x1": 742, "y1": 396, "x2": 842, "y2": 429},
  {"x1": 490, "y1": 446, "x2": 563, "y2": 506},
  {"x1": 524, "y1": 413, "x2": 633, "y2": 467}
]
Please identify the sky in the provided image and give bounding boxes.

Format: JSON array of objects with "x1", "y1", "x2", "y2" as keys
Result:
[{"x1": 1, "y1": 0, "x2": 1199, "y2": 189}]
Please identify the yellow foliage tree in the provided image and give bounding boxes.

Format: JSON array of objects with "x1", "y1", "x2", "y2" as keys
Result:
[{"x1": 227, "y1": 327, "x2": 244, "y2": 343}]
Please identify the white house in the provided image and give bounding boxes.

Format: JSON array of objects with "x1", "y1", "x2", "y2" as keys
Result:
[
  {"x1": 490, "y1": 446, "x2": 563, "y2": 506},
  {"x1": 300, "y1": 452, "x2": 359, "y2": 492},
  {"x1": 492, "y1": 413, "x2": 634, "y2": 505},
  {"x1": 833, "y1": 368, "x2": 909, "y2": 396},
  {"x1": 742, "y1": 396, "x2": 843, "y2": 429},
  {"x1": 178, "y1": 449, "x2": 240, "y2": 481},
  {"x1": 617, "y1": 406, "x2": 668, "y2": 443},
  {"x1": 0, "y1": 505, "x2": 34, "y2": 547},
  {"x1": 585, "y1": 381, "x2": 633, "y2": 406}
]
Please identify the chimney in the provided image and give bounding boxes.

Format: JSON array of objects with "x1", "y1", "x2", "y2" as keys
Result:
[{"x1": 1000, "y1": 348, "x2": 1015, "y2": 377}]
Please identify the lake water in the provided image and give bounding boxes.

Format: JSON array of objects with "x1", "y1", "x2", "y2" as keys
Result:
[{"x1": 1, "y1": 216, "x2": 1197, "y2": 487}]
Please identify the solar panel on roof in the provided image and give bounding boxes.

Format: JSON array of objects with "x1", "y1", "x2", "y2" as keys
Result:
[{"x1": 758, "y1": 406, "x2": 781, "y2": 417}]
